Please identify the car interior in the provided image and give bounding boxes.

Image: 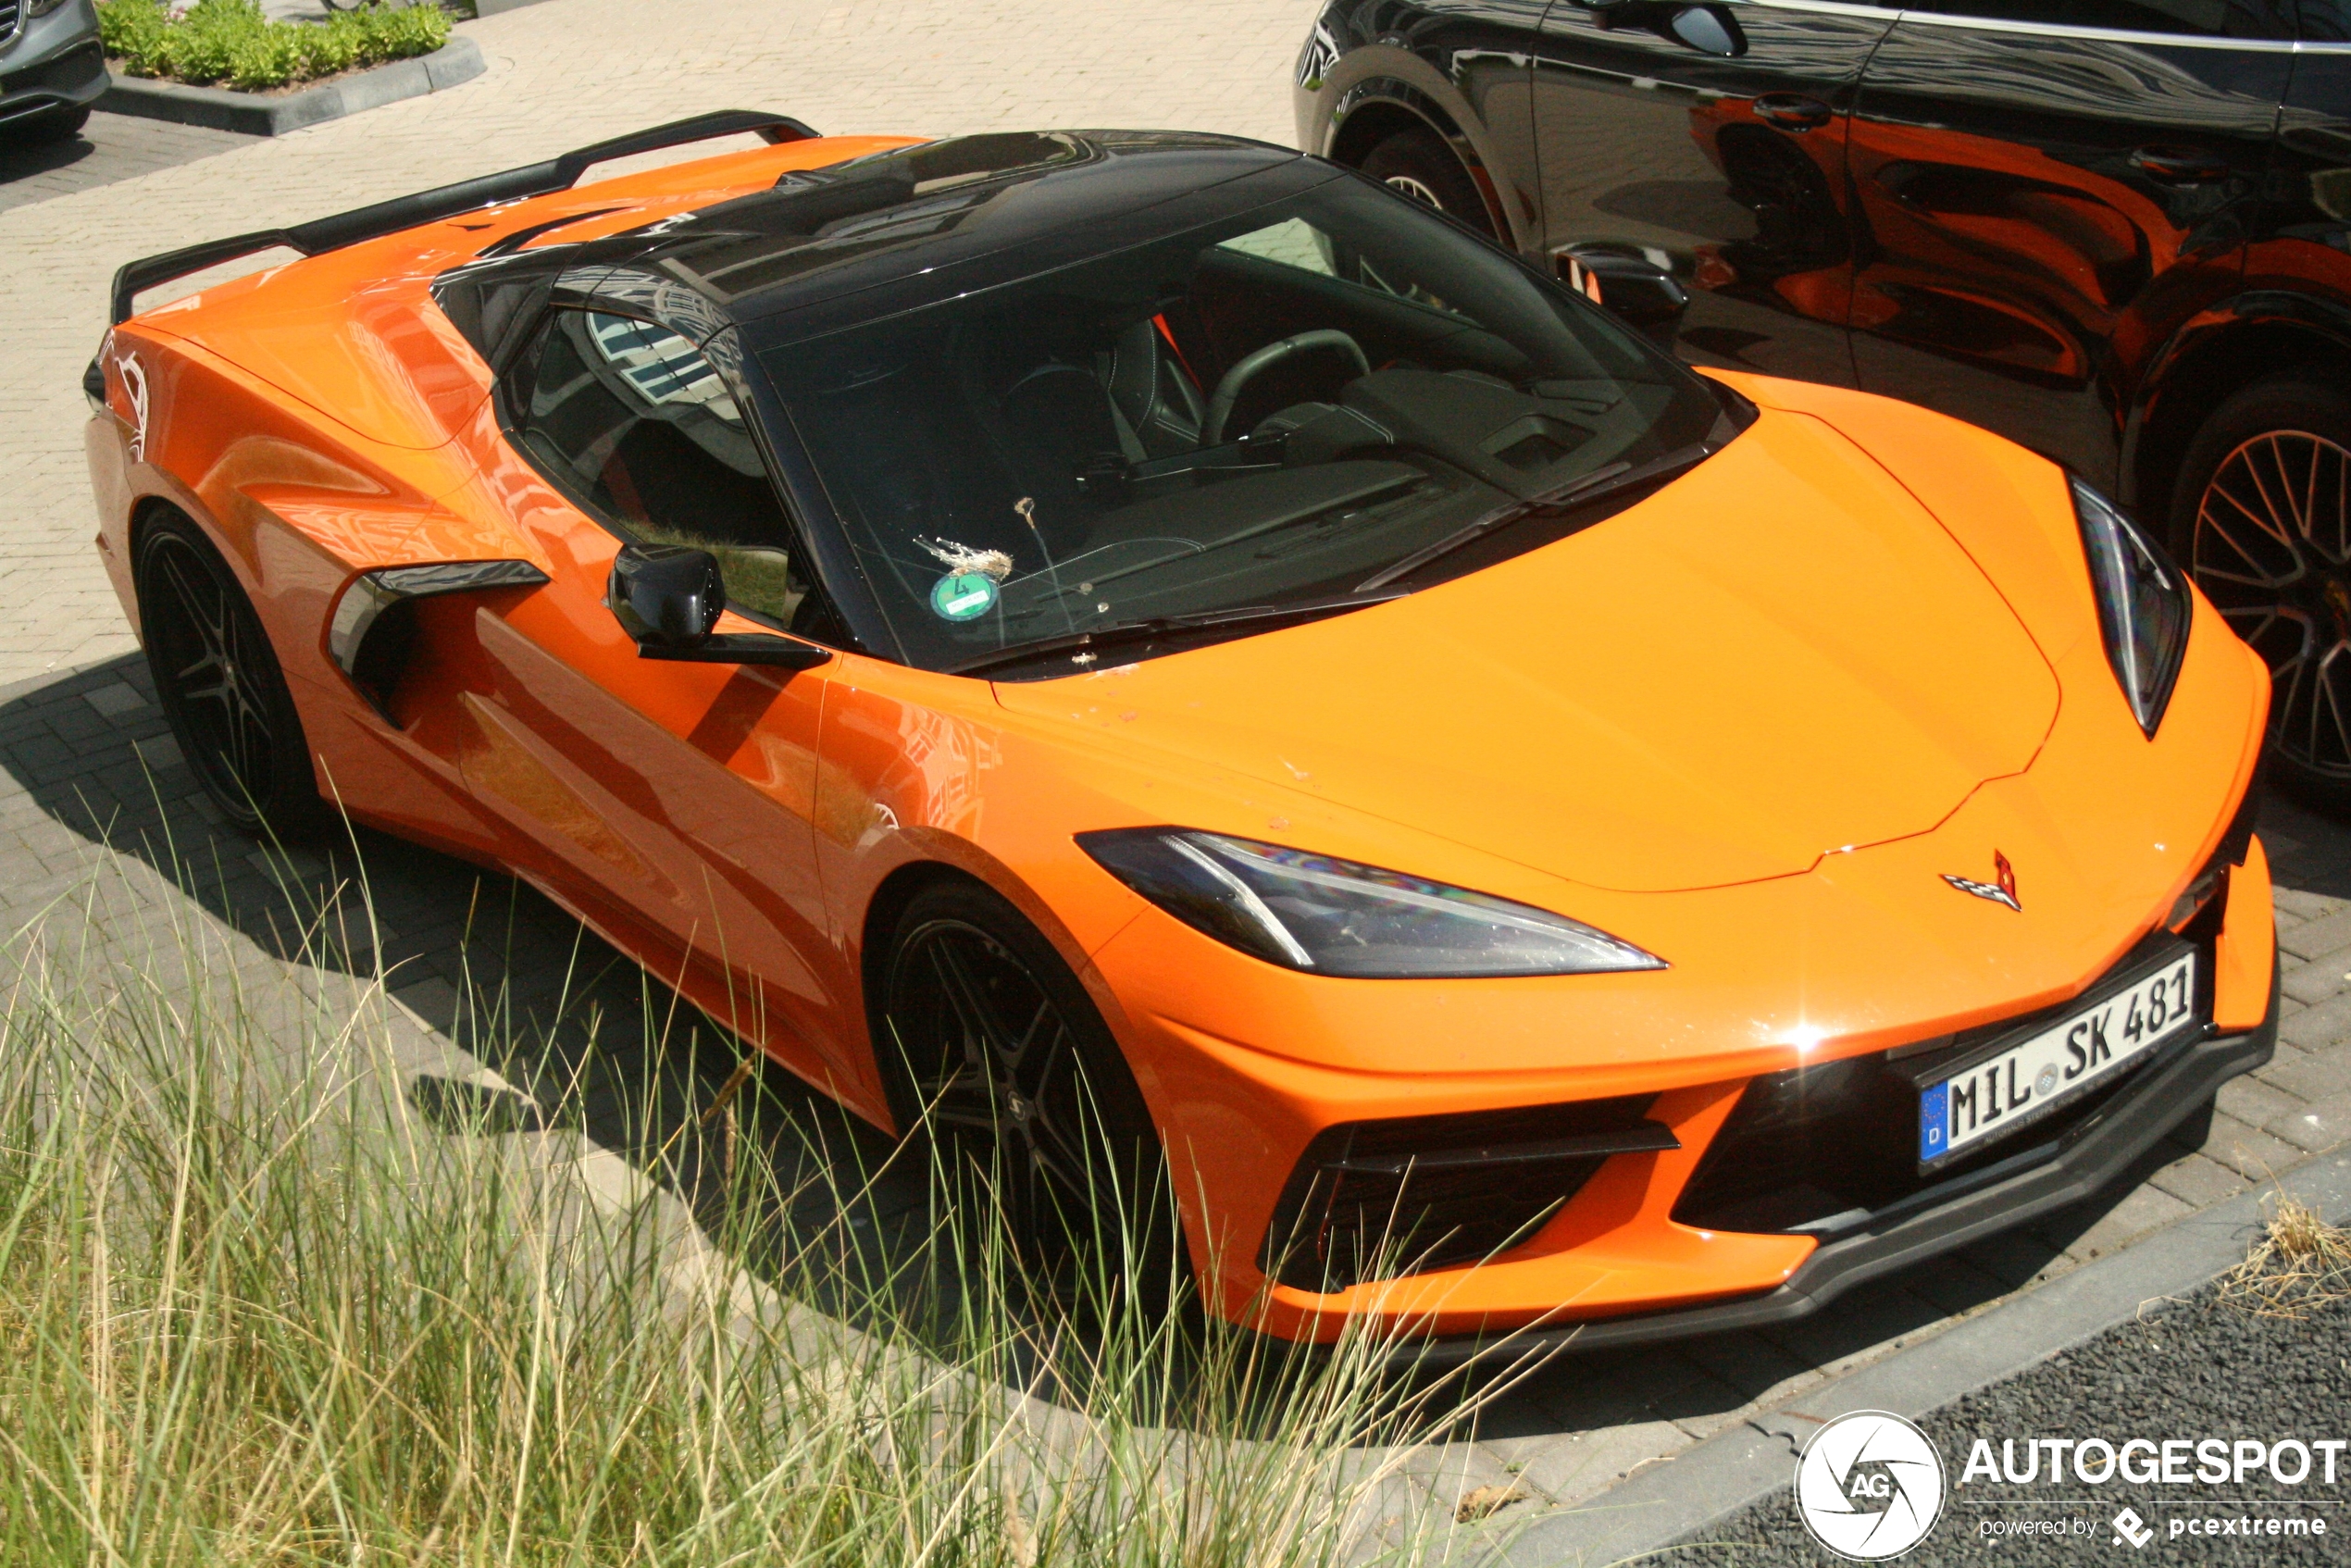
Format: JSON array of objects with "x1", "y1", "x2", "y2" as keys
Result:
[
  {"x1": 760, "y1": 189, "x2": 1722, "y2": 670},
  {"x1": 507, "y1": 307, "x2": 818, "y2": 631}
]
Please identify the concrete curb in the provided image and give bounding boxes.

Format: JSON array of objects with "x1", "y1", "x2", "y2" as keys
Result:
[
  {"x1": 95, "y1": 36, "x2": 482, "y2": 136},
  {"x1": 1475, "y1": 1148, "x2": 2351, "y2": 1567}
]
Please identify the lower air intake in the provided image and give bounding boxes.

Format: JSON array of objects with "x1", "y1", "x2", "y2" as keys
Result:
[{"x1": 1261, "y1": 1095, "x2": 1676, "y2": 1293}]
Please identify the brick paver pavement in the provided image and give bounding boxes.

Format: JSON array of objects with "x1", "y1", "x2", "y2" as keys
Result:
[
  {"x1": 0, "y1": 111, "x2": 255, "y2": 218},
  {"x1": 2, "y1": 1, "x2": 2348, "y2": 1543},
  {"x1": 0, "y1": 0, "x2": 1313, "y2": 683}
]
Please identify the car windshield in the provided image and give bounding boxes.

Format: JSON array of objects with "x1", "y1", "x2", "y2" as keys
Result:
[{"x1": 756, "y1": 176, "x2": 1732, "y2": 675}]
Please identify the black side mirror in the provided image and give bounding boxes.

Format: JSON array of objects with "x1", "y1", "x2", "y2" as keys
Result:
[
  {"x1": 1574, "y1": 0, "x2": 1745, "y2": 56},
  {"x1": 606, "y1": 544, "x2": 829, "y2": 669},
  {"x1": 1667, "y1": 5, "x2": 1745, "y2": 56},
  {"x1": 1558, "y1": 244, "x2": 1690, "y2": 349},
  {"x1": 610, "y1": 543, "x2": 723, "y2": 645}
]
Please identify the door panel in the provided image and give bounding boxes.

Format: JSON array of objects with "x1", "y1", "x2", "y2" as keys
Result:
[
  {"x1": 467, "y1": 556, "x2": 850, "y2": 1088},
  {"x1": 369, "y1": 517, "x2": 845, "y2": 1078},
  {"x1": 419, "y1": 300, "x2": 861, "y2": 1093},
  {"x1": 2220, "y1": 11, "x2": 2351, "y2": 770},
  {"x1": 1528, "y1": 0, "x2": 1893, "y2": 386},
  {"x1": 1847, "y1": 10, "x2": 2290, "y2": 485},
  {"x1": 2262, "y1": 9, "x2": 2351, "y2": 324}
]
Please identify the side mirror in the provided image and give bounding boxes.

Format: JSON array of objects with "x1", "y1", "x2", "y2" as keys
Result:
[
  {"x1": 1667, "y1": 5, "x2": 1745, "y2": 56},
  {"x1": 1558, "y1": 244, "x2": 1690, "y2": 349},
  {"x1": 1573, "y1": 0, "x2": 1745, "y2": 56},
  {"x1": 610, "y1": 543, "x2": 723, "y2": 646},
  {"x1": 606, "y1": 543, "x2": 830, "y2": 669}
]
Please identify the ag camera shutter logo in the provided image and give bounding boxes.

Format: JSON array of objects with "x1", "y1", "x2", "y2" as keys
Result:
[{"x1": 1795, "y1": 1411, "x2": 1947, "y2": 1560}]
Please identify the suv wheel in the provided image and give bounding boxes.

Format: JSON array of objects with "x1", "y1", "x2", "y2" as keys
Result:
[
  {"x1": 134, "y1": 512, "x2": 324, "y2": 837},
  {"x1": 16, "y1": 106, "x2": 91, "y2": 145},
  {"x1": 2171, "y1": 374, "x2": 2351, "y2": 808},
  {"x1": 1358, "y1": 126, "x2": 1495, "y2": 241}
]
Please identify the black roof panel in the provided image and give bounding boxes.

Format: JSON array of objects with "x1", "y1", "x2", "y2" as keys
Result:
[
  {"x1": 677, "y1": 131, "x2": 1303, "y2": 326},
  {"x1": 434, "y1": 131, "x2": 1328, "y2": 361}
]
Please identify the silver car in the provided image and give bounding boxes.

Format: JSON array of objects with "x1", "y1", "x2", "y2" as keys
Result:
[{"x1": 2, "y1": 0, "x2": 107, "y2": 143}]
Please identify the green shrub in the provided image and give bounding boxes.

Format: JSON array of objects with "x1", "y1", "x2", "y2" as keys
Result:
[
  {"x1": 93, "y1": 0, "x2": 168, "y2": 66},
  {"x1": 95, "y1": 0, "x2": 451, "y2": 92}
]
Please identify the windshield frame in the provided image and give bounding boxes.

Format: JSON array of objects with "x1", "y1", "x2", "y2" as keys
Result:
[{"x1": 736, "y1": 162, "x2": 1746, "y2": 677}]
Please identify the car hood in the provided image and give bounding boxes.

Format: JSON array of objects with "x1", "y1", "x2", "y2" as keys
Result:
[{"x1": 994, "y1": 405, "x2": 2060, "y2": 893}]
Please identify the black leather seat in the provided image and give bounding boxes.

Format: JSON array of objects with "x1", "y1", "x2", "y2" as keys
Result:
[{"x1": 1097, "y1": 317, "x2": 1206, "y2": 459}]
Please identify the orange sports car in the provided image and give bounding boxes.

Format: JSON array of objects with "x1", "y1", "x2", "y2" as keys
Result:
[{"x1": 86, "y1": 113, "x2": 2277, "y2": 1360}]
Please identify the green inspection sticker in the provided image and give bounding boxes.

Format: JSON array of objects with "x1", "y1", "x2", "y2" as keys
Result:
[{"x1": 930, "y1": 571, "x2": 999, "y2": 621}]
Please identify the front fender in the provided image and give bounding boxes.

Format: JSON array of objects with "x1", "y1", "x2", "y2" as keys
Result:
[
  {"x1": 1312, "y1": 43, "x2": 1539, "y2": 251},
  {"x1": 2121, "y1": 287, "x2": 2351, "y2": 513}
]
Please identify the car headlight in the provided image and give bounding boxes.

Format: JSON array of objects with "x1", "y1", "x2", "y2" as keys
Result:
[
  {"x1": 2073, "y1": 476, "x2": 2190, "y2": 737},
  {"x1": 1076, "y1": 828, "x2": 1666, "y2": 978}
]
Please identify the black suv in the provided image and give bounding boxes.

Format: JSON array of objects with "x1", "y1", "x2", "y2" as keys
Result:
[{"x1": 1298, "y1": 0, "x2": 2351, "y2": 803}]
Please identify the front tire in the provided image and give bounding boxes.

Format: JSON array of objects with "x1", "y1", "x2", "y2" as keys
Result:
[
  {"x1": 134, "y1": 512, "x2": 324, "y2": 837},
  {"x1": 14, "y1": 105, "x2": 90, "y2": 145},
  {"x1": 1358, "y1": 127, "x2": 1496, "y2": 241},
  {"x1": 877, "y1": 880, "x2": 1183, "y2": 1310},
  {"x1": 2171, "y1": 374, "x2": 2351, "y2": 812}
]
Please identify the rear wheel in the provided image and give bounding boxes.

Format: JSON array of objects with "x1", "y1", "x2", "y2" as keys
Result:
[
  {"x1": 2171, "y1": 375, "x2": 2351, "y2": 811},
  {"x1": 877, "y1": 880, "x2": 1183, "y2": 1310},
  {"x1": 134, "y1": 513, "x2": 323, "y2": 837},
  {"x1": 1358, "y1": 126, "x2": 1495, "y2": 241}
]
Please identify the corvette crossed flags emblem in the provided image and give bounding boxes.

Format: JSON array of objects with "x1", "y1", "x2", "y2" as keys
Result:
[{"x1": 1942, "y1": 851, "x2": 2021, "y2": 913}]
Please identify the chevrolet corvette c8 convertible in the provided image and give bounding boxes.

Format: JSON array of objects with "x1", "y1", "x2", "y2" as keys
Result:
[{"x1": 86, "y1": 114, "x2": 2278, "y2": 1359}]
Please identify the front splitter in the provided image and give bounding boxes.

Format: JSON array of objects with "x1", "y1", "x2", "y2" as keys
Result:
[{"x1": 1390, "y1": 951, "x2": 2281, "y2": 1373}]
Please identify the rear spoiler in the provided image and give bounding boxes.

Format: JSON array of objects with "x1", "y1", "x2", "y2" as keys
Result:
[{"x1": 107, "y1": 108, "x2": 817, "y2": 324}]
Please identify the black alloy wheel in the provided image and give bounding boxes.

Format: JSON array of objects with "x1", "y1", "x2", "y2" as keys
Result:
[
  {"x1": 2173, "y1": 376, "x2": 2351, "y2": 810},
  {"x1": 879, "y1": 881, "x2": 1181, "y2": 1307},
  {"x1": 134, "y1": 513, "x2": 322, "y2": 835},
  {"x1": 1358, "y1": 126, "x2": 1496, "y2": 241}
]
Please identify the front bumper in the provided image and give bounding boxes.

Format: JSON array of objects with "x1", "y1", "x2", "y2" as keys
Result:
[
  {"x1": 0, "y1": 0, "x2": 109, "y2": 127},
  {"x1": 1398, "y1": 941, "x2": 2280, "y2": 1370}
]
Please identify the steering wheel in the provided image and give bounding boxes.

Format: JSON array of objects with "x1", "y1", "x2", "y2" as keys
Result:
[{"x1": 1202, "y1": 330, "x2": 1373, "y2": 446}]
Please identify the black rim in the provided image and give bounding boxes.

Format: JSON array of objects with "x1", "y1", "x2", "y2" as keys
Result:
[
  {"x1": 886, "y1": 916, "x2": 1111, "y2": 1248},
  {"x1": 2192, "y1": 429, "x2": 2351, "y2": 778},
  {"x1": 142, "y1": 530, "x2": 278, "y2": 820}
]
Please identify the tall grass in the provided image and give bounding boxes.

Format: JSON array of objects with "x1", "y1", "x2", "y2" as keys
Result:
[{"x1": 0, "y1": 855, "x2": 1497, "y2": 1565}]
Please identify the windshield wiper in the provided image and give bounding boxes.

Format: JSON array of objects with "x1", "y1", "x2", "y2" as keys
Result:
[
  {"x1": 1355, "y1": 442, "x2": 1715, "y2": 594},
  {"x1": 950, "y1": 594, "x2": 1403, "y2": 678}
]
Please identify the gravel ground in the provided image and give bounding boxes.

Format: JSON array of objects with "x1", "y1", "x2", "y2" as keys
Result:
[{"x1": 1661, "y1": 1278, "x2": 2351, "y2": 1564}]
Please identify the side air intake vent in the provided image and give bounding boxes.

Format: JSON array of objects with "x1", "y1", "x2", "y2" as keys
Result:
[{"x1": 329, "y1": 559, "x2": 550, "y2": 719}]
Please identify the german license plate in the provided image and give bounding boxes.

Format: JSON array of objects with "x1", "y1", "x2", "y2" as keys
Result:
[{"x1": 1919, "y1": 952, "x2": 2200, "y2": 1166}]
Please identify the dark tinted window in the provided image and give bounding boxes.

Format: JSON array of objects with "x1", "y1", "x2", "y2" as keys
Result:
[
  {"x1": 509, "y1": 309, "x2": 817, "y2": 629},
  {"x1": 1896, "y1": 0, "x2": 2290, "y2": 37}
]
